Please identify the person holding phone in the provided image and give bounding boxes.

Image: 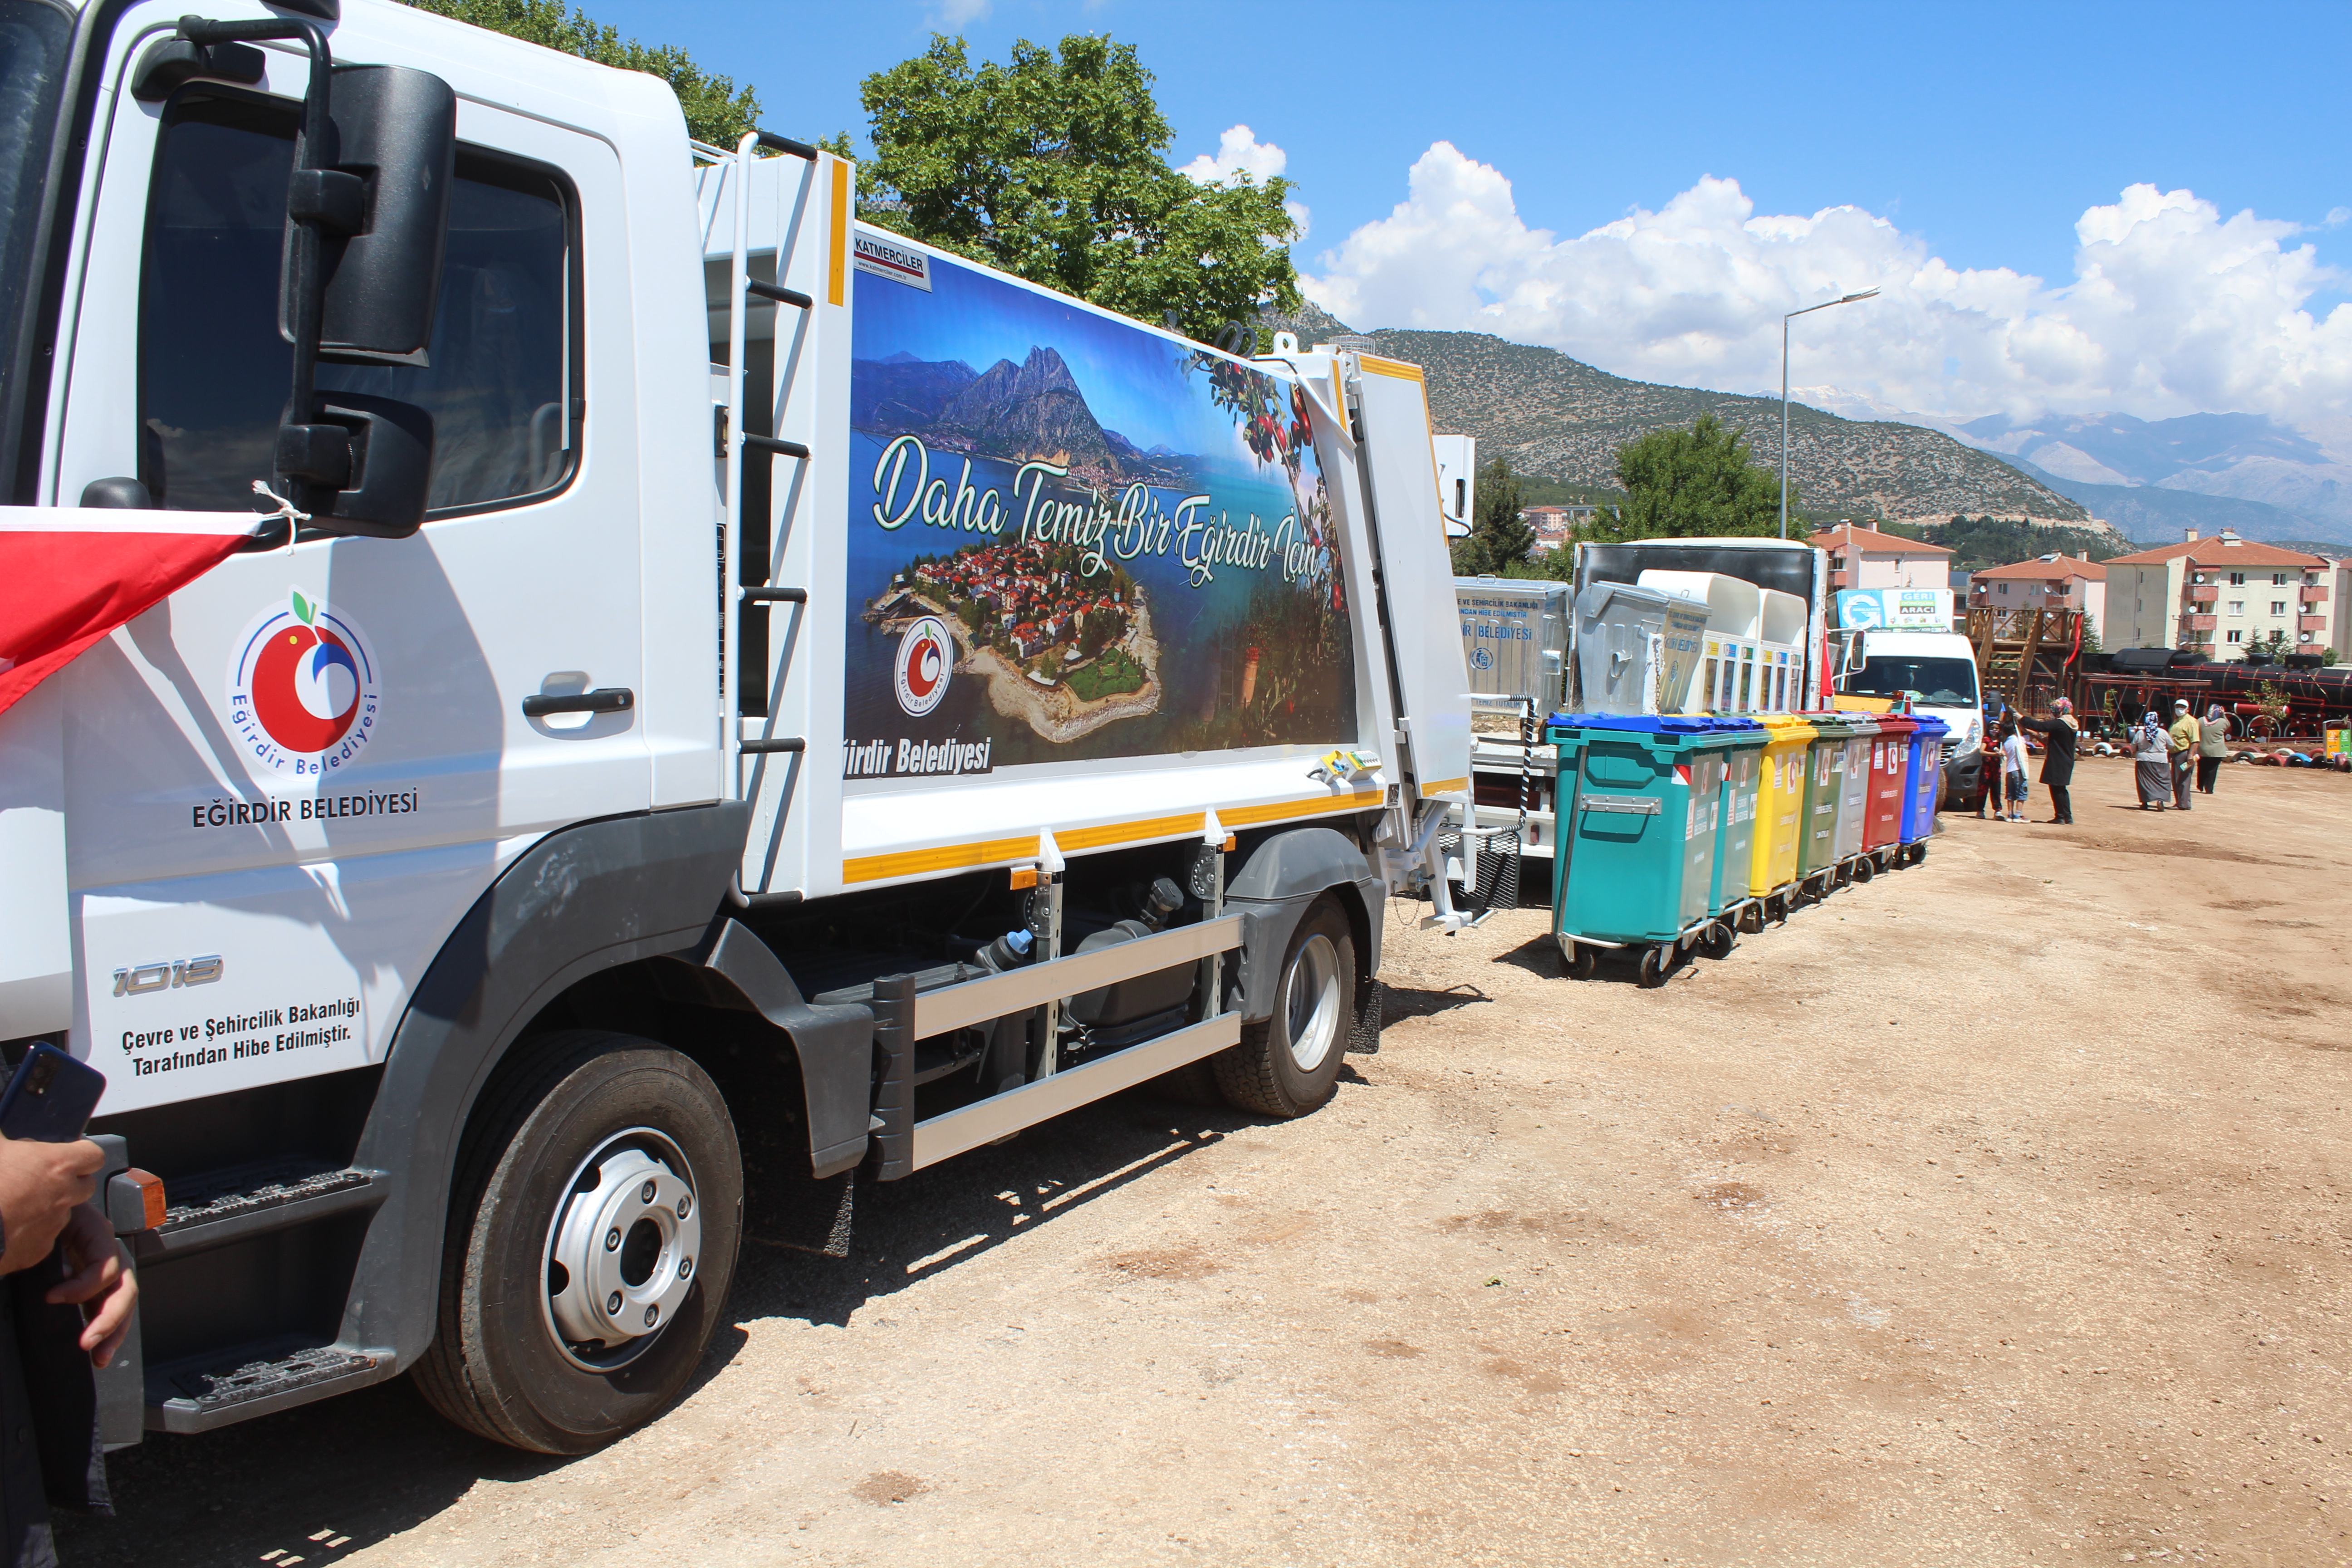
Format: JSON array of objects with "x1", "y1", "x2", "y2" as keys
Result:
[{"x1": 1, "y1": 1065, "x2": 138, "y2": 1567}]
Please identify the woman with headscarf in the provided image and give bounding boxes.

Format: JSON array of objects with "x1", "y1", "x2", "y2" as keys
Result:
[
  {"x1": 2133, "y1": 708, "x2": 2171, "y2": 809},
  {"x1": 2197, "y1": 703, "x2": 2231, "y2": 793}
]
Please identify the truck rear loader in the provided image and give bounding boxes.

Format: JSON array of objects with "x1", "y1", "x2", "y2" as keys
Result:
[{"x1": 0, "y1": 0, "x2": 1474, "y2": 1455}]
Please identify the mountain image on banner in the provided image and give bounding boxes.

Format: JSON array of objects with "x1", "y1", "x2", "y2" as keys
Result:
[{"x1": 851, "y1": 344, "x2": 1195, "y2": 488}]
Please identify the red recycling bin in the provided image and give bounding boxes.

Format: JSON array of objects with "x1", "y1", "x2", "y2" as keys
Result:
[{"x1": 1862, "y1": 715, "x2": 1916, "y2": 857}]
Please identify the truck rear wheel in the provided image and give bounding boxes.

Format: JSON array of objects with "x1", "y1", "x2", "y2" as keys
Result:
[
  {"x1": 414, "y1": 1030, "x2": 743, "y2": 1454},
  {"x1": 1213, "y1": 897, "x2": 1354, "y2": 1118}
]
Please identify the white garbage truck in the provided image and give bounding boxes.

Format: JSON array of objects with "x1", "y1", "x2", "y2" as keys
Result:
[{"x1": 0, "y1": 0, "x2": 1473, "y2": 1455}]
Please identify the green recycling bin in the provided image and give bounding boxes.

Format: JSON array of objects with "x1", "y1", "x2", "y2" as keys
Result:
[
  {"x1": 1548, "y1": 714, "x2": 1728, "y2": 987},
  {"x1": 1705, "y1": 717, "x2": 1769, "y2": 926}
]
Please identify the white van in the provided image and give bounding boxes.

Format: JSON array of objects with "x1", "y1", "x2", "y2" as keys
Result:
[{"x1": 1835, "y1": 628, "x2": 1987, "y2": 808}]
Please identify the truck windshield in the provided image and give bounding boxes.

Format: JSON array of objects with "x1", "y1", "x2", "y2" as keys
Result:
[
  {"x1": 0, "y1": 0, "x2": 72, "y2": 415},
  {"x1": 1842, "y1": 656, "x2": 1978, "y2": 706}
]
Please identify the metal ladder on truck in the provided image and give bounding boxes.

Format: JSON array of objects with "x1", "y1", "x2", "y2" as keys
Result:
[{"x1": 703, "y1": 129, "x2": 847, "y2": 906}]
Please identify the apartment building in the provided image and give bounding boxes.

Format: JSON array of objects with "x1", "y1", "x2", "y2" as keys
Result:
[
  {"x1": 1808, "y1": 524, "x2": 1954, "y2": 590},
  {"x1": 2102, "y1": 530, "x2": 2333, "y2": 657},
  {"x1": 1969, "y1": 554, "x2": 2108, "y2": 642}
]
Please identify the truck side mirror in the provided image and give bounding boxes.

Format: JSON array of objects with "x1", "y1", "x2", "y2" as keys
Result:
[
  {"x1": 277, "y1": 62, "x2": 456, "y2": 538},
  {"x1": 295, "y1": 64, "x2": 458, "y2": 367}
]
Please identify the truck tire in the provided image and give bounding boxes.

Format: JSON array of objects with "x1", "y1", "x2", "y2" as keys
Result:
[
  {"x1": 414, "y1": 1030, "x2": 743, "y2": 1454},
  {"x1": 1213, "y1": 897, "x2": 1354, "y2": 1118}
]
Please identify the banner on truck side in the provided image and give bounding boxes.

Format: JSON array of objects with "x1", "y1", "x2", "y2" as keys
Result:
[
  {"x1": 1836, "y1": 587, "x2": 1951, "y2": 630},
  {"x1": 842, "y1": 244, "x2": 1357, "y2": 785}
]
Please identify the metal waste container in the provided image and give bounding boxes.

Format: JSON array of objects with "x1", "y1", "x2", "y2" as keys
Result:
[
  {"x1": 1572, "y1": 581, "x2": 1668, "y2": 715},
  {"x1": 1897, "y1": 715, "x2": 1948, "y2": 863},
  {"x1": 1456, "y1": 577, "x2": 1569, "y2": 715},
  {"x1": 1861, "y1": 714, "x2": 1916, "y2": 872},
  {"x1": 1748, "y1": 714, "x2": 1815, "y2": 914},
  {"x1": 1549, "y1": 714, "x2": 1729, "y2": 986}
]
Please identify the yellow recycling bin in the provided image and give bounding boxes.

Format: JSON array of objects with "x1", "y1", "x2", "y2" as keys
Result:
[{"x1": 1747, "y1": 714, "x2": 1816, "y2": 911}]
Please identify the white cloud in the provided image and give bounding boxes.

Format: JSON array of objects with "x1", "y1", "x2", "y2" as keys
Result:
[
  {"x1": 1179, "y1": 124, "x2": 1308, "y2": 243},
  {"x1": 931, "y1": 0, "x2": 990, "y2": 24},
  {"x1": 1303, "y1": 142, "x2": 2352, "y2": 450}
]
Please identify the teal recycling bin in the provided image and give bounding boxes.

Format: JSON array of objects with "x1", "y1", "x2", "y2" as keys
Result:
[
  {"x1": 1704, "y1": 718, "x2": 1769, "y2": 925},
  {"x1": 1548, "y1": 714, "x2": 1728, "y2": 986}
]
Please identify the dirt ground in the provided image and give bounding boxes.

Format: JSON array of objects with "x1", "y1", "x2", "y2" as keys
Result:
[{"x1": 61, "y1": 755, "x2": 2352, "y2": 1567}]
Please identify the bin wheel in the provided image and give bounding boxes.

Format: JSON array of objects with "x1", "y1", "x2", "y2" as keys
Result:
[
  {"x1": 1559, "y1": 939, "x2": 1598, "y2": 982},
  {"x1": 413, "y1": 1030, "x2": 743, "y2": 1455},
  {"x1": 1911, "y1": 843, "x2": 1928, "y2": 866},
  {"x1": 1637, "y1": 945, "x2": 1670, "y2": 988},
  {"x1": 1211, "y1": 896, "x2": 1354, "y2": 1118},
  {"x1": 1852, "y1": 856, "x2": 1874, "y2": 883},
  {"x1": 1700, "y1": 921, "x2": 1738, "y2": 960},
  {"x1": 1737, "y1": 903, "x2": 1765, "y2": 936}
]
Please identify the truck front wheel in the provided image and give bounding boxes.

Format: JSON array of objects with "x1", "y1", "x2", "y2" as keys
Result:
[
  {"x1": 414, "y1": 1030, "x2": 743, "y2": 1454},
  {"x1": 1214, "y1": 897, "x2": 1355, "y2": 1118}
]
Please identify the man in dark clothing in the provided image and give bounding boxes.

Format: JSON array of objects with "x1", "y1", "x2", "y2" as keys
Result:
[
  {"x1": 1, "y1": 1131, "x2": 136, "y2": 1568},
  {"x1": 2016, "y1": 698, "x2": 2080, "y2": 823}
]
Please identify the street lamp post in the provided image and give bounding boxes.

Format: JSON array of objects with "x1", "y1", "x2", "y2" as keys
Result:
[{"x1": 1779, "y1": 287, "x2": 1880, "y2": 540}]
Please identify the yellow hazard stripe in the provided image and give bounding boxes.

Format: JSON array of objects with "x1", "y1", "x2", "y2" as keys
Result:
[
  {"x1": 827, "y1": 157, "x2": 850, "y2": 307},
  {"x1": 842, "y1": 833, "x2": 1040, "y2": 886},
  {"x1": 1057, "y1": 812, "x2": 1206, "y2": 852},
  {"x1": 1419, "y1": 776, "x2": 1469, "y2": 797},
  {"x1": 838, "y1": 792, "x2": 1380, "y2": 885},
  {"x1": 1355, "y1": 353, "x2": 1424, "y2": 382}
]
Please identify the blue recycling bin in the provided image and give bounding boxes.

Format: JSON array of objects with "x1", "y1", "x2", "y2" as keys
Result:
[{"x1": 1897, "y1": 714, "x2": 1949, "y2": 862}]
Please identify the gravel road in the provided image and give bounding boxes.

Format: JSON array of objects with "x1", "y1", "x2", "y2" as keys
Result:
[{"x1": 61, "y1": 755, "x2": 2352, "y2": 1566}]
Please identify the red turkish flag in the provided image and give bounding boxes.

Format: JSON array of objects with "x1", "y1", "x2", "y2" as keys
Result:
[{"x1": 0, "y1": 510, "x2": 263, "y2": 718}]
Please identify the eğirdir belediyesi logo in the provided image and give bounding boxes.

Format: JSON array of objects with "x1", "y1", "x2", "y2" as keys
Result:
[
  {"x1": 225, "y1": 590, "x2": 382, "y2": 776},
  {"x1": 892, "y1": 615, "x2": 952, "y2": 717}
]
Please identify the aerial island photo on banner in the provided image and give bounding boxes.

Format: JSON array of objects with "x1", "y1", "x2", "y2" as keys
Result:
[{"x1": 842, "y1": 239, "x2": 1357, "y2": 786}]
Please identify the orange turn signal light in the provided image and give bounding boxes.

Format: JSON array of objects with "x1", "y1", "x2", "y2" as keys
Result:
[
  {"x1": 1009, "y1": 867, "x2": 1038, "y2": 890},
  {"x1": 124, "y1": 1168, "x2": 167, "y2": 1231}
]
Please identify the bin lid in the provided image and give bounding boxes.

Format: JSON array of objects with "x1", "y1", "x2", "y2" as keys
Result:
[
  {"x1": 1548, "y1": 713, "x2": 1715, "y2": 735},
  {"x1": 1911, "y1": 714, "x2": 1950, "y2": 739},
  {"x1": 1874, "y1": 714, "x2": 1919, "y2": 735},
  {"x1": 1758, "y1": 714, "x2": 1818, "y2": 743},
  {"x1": 1573, "y1": 580, "x2": 1669, "y2": 621}
]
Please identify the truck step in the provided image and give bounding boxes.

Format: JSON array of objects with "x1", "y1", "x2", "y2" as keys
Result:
[
  {"x1": 149, "y1": 1342, "x2": 386, "y2": 1433},
  {"x1": 138, "y1": 1161, "x2": 385, "y2": 1261}
]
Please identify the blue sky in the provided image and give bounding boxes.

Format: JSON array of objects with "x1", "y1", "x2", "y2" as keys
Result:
[
  {"x1": 602, "y1": 0, "x2": 2347, "y2": 287},
  {"x1": 602, "y1": 0, "x2": 2352, "y2": 439}
]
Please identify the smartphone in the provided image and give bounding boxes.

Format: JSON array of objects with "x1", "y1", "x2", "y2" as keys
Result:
[{"x1": 0, "y1": 1044, "x2": 108, "y2": 1143}]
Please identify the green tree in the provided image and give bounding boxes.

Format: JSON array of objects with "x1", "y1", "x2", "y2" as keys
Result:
[
  {"x1": 1450, "y1": 456, "x2": 1532, "y2": 575},
  {"x1": 1586, "y1": 413, "x2": 1784, "y2": 541},
  {"x1": 844, "y1": 34, "x2": 1300, "y2": 341},
  {"x1": 404, "y1": 0, "x2": 759, "y2": 145}
]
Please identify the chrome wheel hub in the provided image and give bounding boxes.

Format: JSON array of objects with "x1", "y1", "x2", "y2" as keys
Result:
[
  {"x1": 544, "y1": 1131, "x2": 700, "y2": 1368},
  {"x1": 1282, "y1": 932, "x2": 1344, "y2": 1072}
]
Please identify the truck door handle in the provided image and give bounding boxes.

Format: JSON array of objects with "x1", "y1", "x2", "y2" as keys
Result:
[{"x1": 522, "y1": 687, "x2": 633, "y2": 718}]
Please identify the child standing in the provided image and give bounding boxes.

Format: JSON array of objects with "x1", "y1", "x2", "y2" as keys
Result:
[{"x1": 1999, "y1": 722, "x2": 2030, "y2": 823}]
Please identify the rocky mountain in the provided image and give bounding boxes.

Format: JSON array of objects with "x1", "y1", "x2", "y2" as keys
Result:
[
  {"x1": 929, "y1": 346, "x2": 1122, "y2": 473},
  {"x1": 1257, "y1": 305, "x2": 2107, "y2": 539},
  {"x1": 850, "y1": 350, "x2": 977, "y2": 430},
  {"x1": 1924, "y1": 411, "x2": 2352, "y2": 546}
]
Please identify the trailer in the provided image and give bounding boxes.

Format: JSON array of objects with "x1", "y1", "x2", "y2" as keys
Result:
[{"x1": 0, "y1": 0, "x2": 1474, "y2": 1456}]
